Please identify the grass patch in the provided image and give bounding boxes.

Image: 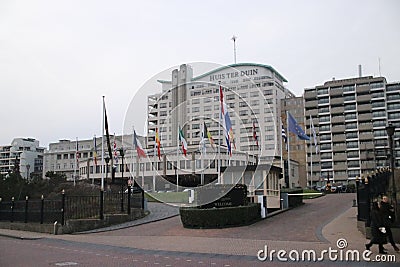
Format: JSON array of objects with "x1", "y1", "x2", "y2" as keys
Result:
[
  {"x1": 302, "y1": 189, "x2": 324, "y2": 199},
  {"x1": 145, "y1": 191, "x2": 189, "y2": 203}
]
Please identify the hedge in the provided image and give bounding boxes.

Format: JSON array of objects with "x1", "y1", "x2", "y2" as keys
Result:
[{"x1": 179, "y1": 203, "x2": 261, "y2": 229}]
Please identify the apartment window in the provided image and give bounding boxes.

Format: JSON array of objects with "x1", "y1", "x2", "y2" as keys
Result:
[
  {"x1": 250, "y1": 91, "x2": 259, "y2": 97},
  {"x1": 372, "y1": 111, "x2": 386, "y2": 118},
  {"x1": 388, "y1": 113, "x2": 400, "y2": 119},
  {"x1": 387, "y1": 94, "x2": 400, "y2": 101},
  {"x1": 374, "y1": 130, "x2": 387, "y2": 137},
  {"x1": 192, "y1": 124, "x2": 200, "y2": 130},
  {"x1": 345, "y1": 132, "x2": 358, "y2": 139},
  {"x1": 345, "y1": 123, "x2": 357, "y2": 130},
  {"x1": 250, "y1": 100, "x2": 259, "y2": 106},
  {"x1": 346, "y1": 141, "x2": 359, "y2": 149},
  {"x1": 388, "y1": 103, "x2": 400, "y2": 110},
  {"x1": 63, "y1": 154, "x2": 68, "y2": 159},
  {"x1": 160, "y1": 111, "x2": 167, "y2": 117},
  {"x1": 320, "y1": 125, "x2": 331, "y2": 131},
  {"x1": 320, "y1": 134, "x2": 331, "y2": 141},
  {"x1": 318, "y1": 98, "x2": 329, "y2": 105},
  {"x1": 239, "y1": 101, "x2": 247, "y2": 107},
  {"x1": 344, "y1": 95, "x2": 355, "y2": 101},
  {"x1": 372, "y1": 101, "x2": 385, "y2": 108},
  {"x1": 344, "y1": 104, "x2": 356, "y2": 111},
  {"x1": 347, "y1": 151, "x2": 359, "y2": 158},
  {"x1": 263, "y1": 89, "x2": 273, "y2": 96},
  {"x1": 343, "y1": 85, "x2": 355, "y2": 92},
  {"x1": 57, "y1": 154, "x2": 62, "y2": 160},
  {"x1": 320, "y1": 143, "x2": 332, "y2": 150},
  {"x1": 345, "y1": 113, "x2": 357, "y2": 120},
  {"x1": 348, "y1": 160, "x2": 360, "y2": 167},
  {"x1": 371, "y1": 92, "x2": 385, "y2": 98},
  {"x1": 192, "y1": 107, "x2": 200, "y2": 113},
  {"x1": 317, "y1": 88, "x2": 328, "y2": 95},
  {"x1": 204, "y1": 106, "x2": 212, "y2": 112},
  {"x1": 192, "y1": 99, "x2": 200, "y2": 104},
  {"x1": 159, "y1": 102, "x2": 167, "y2": 108},
  {"x1": 226, "y1": 94, "x2": 235, "y2": 100},
  {"x1": 239, "y1": 110, "x2": 248, "y2": 116},
  {"x1": 319, "y1": 115, "x2": 330, "y2": 122},
  {"x1": 318, "y1": 107, "x2": 330, "y2": 113}
]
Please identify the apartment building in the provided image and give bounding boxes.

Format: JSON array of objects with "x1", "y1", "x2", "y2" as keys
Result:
[
  {"x1": 0, "y1": 138, "x2": 44, "y2": 179},
  {"x1": 304, "y1": 76, "x2": 400, "y2": 185}
]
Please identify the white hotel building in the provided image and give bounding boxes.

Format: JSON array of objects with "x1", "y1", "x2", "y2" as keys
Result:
[{"x1": 43, "y1": 63, "x2": 298, "y2": 207}]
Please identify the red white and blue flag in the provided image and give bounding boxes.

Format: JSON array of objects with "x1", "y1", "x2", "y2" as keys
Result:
[{"x1": 134, "y1": 130, "x2": 146, "y2": 158}]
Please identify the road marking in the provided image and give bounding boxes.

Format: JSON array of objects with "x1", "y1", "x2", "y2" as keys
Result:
[{"x1": 55, "y1": 262, "x2": 78, "y2": 266}]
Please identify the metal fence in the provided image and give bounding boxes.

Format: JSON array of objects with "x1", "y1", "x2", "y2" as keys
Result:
[
  {"x1": 0, "y1": 187, "x2": 144, "y2": 225},
  {"x1": 356, "y1": 170, "x2": 390, "y2": 226}
]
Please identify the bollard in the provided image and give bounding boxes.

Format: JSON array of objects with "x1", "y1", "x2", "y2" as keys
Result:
[
  {"x1": 53, "y1": 221, "x2": 58, "y2": 235},
  {"x1": 352, "y1": 199, "x2": 357, "y2": 207}
]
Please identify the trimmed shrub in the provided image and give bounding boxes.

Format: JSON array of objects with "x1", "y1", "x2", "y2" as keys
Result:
[{"x1": 180, "y1": 203, "x2": 261, "y2": 228}]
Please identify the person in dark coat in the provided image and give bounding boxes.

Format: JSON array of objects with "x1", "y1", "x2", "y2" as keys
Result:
[
  {"x1": 365, "y1": 202, "x2": 387, "y2": 254},
  {"x1": 380, "y1": 195, "x2": 399, "y2": 252}
]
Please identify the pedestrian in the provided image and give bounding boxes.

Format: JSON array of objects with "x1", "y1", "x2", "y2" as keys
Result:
[
  {"x1": 365, "y1": 201, "x2": 387, "y2": 254},
  {"x1": 380, "y1": 195, "x2": 399, "y2": 252}
]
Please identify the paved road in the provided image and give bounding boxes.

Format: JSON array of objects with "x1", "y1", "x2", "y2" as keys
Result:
[{"x1": 1, "y1": 194, "x2": 399, "y2": 266}]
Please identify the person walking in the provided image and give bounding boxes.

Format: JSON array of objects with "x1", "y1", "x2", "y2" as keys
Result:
[
  {"x1": 380, "y1": 195, "x2": 399, "y2": 252},
  {"x1": 365, "y1": 202, "x2": 387, "y2": 254}
]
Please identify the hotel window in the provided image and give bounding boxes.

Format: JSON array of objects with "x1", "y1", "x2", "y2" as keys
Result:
[
  {"x1": 250, "y1": 91, "x2": 259, "y2": 97},
  {"x1": 226, "y1": 94, "x2": 235, "y2": 100}
]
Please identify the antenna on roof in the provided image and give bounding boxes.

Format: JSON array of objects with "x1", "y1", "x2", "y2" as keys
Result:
[{"x1": 231, "y1": 35, "x2": 237, "y2": 64}]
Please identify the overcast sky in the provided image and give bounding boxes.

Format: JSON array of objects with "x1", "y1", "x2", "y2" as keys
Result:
[{"x1": 0, "y1": 0, "x2": 399, "y2": 148}]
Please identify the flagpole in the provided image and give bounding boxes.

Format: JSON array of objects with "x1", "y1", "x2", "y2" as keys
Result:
[
  {"x1": 153, "y1": 144, "x2": 156, "y2": 192},
  {"x1": 176, "y1": 124, "x2": 180, "y2": 192},
  {"x1": 286, "y1": 111, "x2": 291, "y2": 188},
  {"x1": 74, "y1": 137, "x2": 78, "y2": 186},
  {"x1": 309, "y1": 115, "x2": 313, "y2": 188},
  {"x1": 218, "y1": 83, "x2": 221, "y2": 184},
  {"x1": 280, "y1": 118, "x2": 284, "y2": 187},
  {"x1": 101, "y1": 96, "x2": 105, "y2": 191},
  {"x1": 200, "y1": 121, "x2": 204, "y2": 185}
]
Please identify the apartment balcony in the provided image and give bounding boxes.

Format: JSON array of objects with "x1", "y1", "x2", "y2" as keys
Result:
[
  {"x1": 333, "y1": 163, "x2": 348, "y2": 171},
  {"x1": 305, "y1": 100, "x2": 318, "y2": 109},
  {"x1": 356, "y1": 85, "x2": 370, "y2": 94},
  {"x1": 358, "y1": 113, "x2": 372, "y2": 122},
  {"x1": 304, "y1": 90, "x2": 317, "y2": 100},
  {"x1": 359, "y1": 143, "x2": 374, "y2": 150},
  {"x1": 332, "y1": 145, "x2": 347, "y2": 152},
  {"x1": 305, "y1": 109, "x2": 318, "y2": 117},
  {"x1": 330, "y1": 89, "x2": 343, "y2": 97},
  {"x1": 332, "y1": 125, "x2": 345, "y2": 133},
  {"x1": 357, "y1": 94, "x2": 372, "y2": 103},
  {"x1": 330, "y1": 98, "x2": 344, "y2": 106},
  {"x1": 359, "y1": 132, "x2": 374, "y2": 140},
  {"x1": 333, "y1": 153, "x2": 347, "y2": 161},
  {"x1": 358, "y1": 124, "x2": 373, "y2": 131},
  {"x1": 334, "y1": 173, "x2": 348, "y2": 180},
  {"x1": 357, "y1": 104, "x2": 372, "y2": 113},
  {"x1": 332, "y1": 134, "x2": 346, "y2": 142},
  {"x1": 331, "y1": 106, "x2": 345, "y2": 115},
  {"x1": 331, "y1": 116, "x2": 344, "y2": 124}
]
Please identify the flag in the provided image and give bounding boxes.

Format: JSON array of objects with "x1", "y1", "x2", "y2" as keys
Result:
[
  {"x1": 310, "y1": 115, "x2": 319, "y2": 154},
  {"x1": 253, "y1": 121, "x2": 259, "y2": 147},
  {"x1": 113, "y1": 135, "x2": 118, "y2": 165},
  {"x1": 103, "y1": 99, "x2": 114, "y2": 170},
  {"x1": 288, "y1": 112, "x2": 310, "y2": 140},
  {"x1": 281, "y1": 124, "x2": 287, "y2": 143},
  {"x1": 220, "y1": 85, "x2": 234, "y2": 155},
  {"x1": 178, "y1": 126, "x2": 187, "y2": 156},
  {"x1": 93, "y1": 136, "x2": 98, "y2": 166},
  {"x1": 155, "y1": 128, "x2": 161, "y2": 160},
  {"x1": 134, "y1": 130, "x2": 146, "y2": 158},
  {"x1": 204, "y1": 121, "x2": 215, "y2": 148},
  {"x1": 199, "y1": 123, "x2": 206, "y2": 156}
]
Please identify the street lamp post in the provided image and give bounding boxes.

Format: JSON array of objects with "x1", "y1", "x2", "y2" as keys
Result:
[
  {"x1": 386, "y1": 123, "x2": 397, "y2": 225},
  {"x1": 119, "y1": 148, "x2": 125, "y2": 213}
]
